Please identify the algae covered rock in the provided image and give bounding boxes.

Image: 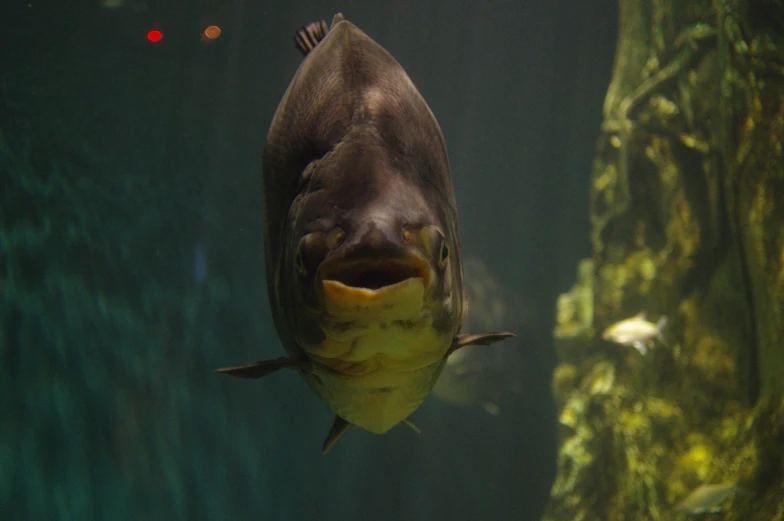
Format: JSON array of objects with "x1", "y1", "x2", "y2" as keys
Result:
[{"x1": 543, "y1": 1, "x2": 784, "y2": 519}]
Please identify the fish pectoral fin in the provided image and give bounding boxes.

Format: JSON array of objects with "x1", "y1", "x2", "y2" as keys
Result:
[
  {"x1": 294, "y1": 19, "x2": 329, "y2": 56},
  {"x1": 322, "y1": 416, "x2": 352, "y2": 455},
  {"x1": 447, "y1": 331, "x2": 515, "y2": 356},
  {"x1": 401, "y1": 418, "x2": 422, "y2": 434},
  {"x1": 632, "y1": 341, "x2": 648, "y2": 355},
  {"x1": 213, "y1": 356, "x2": 299, "y2": 379}
]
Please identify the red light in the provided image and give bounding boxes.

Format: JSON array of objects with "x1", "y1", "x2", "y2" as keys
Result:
[
  {"x1": 203, "y1": 26, "x2": 221, "y2": 40},
  {"x1": 147, "y1": 30, "x2": 163, "y2": 43}
]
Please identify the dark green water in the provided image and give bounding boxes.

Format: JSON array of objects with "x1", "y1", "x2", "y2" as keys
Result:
[{"x1": 0, "y1": 1, "x2": 616, "y2": 519}]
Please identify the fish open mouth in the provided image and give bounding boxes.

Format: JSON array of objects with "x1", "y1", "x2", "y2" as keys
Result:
[
  {"x1": 318, "y1": 254, "x2": 433, "y2": 317},
  {"x1": 322, "y1": 258, "x2": 430, "y2": 290}
]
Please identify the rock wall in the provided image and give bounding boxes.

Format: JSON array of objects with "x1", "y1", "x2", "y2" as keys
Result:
[{"x1": 544, "y1": 1, "x2": 784, "y2": 519}]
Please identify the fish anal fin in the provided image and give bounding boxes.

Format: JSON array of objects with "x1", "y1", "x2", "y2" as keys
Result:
[
  {"x1": 401, "y1": 418, "x2": 422, "y2": 434},
  {"x1": 448, "y1": 331, "x2": 515, "y2": 356},
  {"x1": 294, "y1": 19, "x2": 330, "y2": 56},
  {"x1": 322, "y1": 416, "x2": 352, "y2": 455},
  {"x1": 213, "y1": 356, "x2": 298, "y2": 379}
]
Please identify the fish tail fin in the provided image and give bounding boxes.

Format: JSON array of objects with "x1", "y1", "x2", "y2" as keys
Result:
[
  {"x1": 294, "y1": 19, "x2": 330, "y2": 56},
  {"x1": 656, "y1": 316, "x2": 668, "y2": 343}
]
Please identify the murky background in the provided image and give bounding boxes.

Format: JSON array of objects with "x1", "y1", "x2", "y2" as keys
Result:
[{"x1": 1, "y1": 1, "x2": 617, "y2": 519}]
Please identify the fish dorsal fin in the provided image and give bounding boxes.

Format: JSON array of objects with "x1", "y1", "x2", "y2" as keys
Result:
[
  {"x1": 294, "y1": 19, "x2": 330, "y2": 56},
  {"x1": 322, "y1": 415, "x2": 352, "y2": 455},
  {"x1": 447, "y1": 331, "x2": 515, "y2": 356},
  {"x1": 329, "y1": 12, "x2": 345, "y2": 29},
  {"x1": 635, "y1": 311, "x2": 647, "y2": 320},
  {"x1": 213, "y1": 356, "x2": 299, "y2": 379}
]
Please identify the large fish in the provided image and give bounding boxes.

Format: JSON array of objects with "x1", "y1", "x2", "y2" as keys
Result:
[{"x1": 216, "y1": 13, "x2": 513, "y2": 453}]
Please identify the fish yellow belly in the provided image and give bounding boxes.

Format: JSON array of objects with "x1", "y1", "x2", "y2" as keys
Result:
[
  {"x1": 303, "y1": 278, "x2": 450, "y2": 433},
  {"x1": 306, "y1": 359, "x2": 445, "y2": 434}
]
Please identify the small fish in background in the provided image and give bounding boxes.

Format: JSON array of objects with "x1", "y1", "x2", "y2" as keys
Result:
[
  {"x1": 432, "y1": 257, "x2": 531, "y2": 415},
  {"x1": 675, "y1": 481, "x2": 738, "y2": 514},
  {"x1": 601, "y1": 311, "x2": 667, "y2": 355}
]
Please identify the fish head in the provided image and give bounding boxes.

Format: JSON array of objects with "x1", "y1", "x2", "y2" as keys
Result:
[
  {"x1": 600, "y1": 325, "x2": 616, "y2": 341},
  {"x1": 284, "y1": 138, "x2": 463, "y2": 332},
  {"x1": 276, "y1": 135, "x2": 464, "y2": 432}
]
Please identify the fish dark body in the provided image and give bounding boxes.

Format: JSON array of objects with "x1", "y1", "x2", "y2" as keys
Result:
[{"x1": 217, "y1": 13, "x2": 513, "y2": 453}]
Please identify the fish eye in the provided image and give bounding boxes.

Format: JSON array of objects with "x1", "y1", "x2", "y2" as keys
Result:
[
  {"x1": 326, "y1": 227, "x2": 345, "y2": 250},
  {"x1": 296, "y1": 232, "x2": 329, "y2": 278},
  {"x1": 438, "y1": 241, "x2": 450, "y2": 270}
]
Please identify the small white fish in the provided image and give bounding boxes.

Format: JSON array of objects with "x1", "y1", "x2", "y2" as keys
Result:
[
  {"x1": 675, "y1": 481, "x2": 738, "y2": 514},
  {"x1": 601, "y1": 311, "x2": 667, "y2": 355}
]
